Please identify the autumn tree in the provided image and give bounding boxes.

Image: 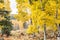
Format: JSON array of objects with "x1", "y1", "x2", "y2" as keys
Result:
[
  {"x1": 15, "y1": 0, "x2": 31, "y2": 29},
  {"x1": 15, "y1": 0, "x2": 59, "y2": 35}
]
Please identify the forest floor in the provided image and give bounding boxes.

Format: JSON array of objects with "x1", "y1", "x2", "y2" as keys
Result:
[{"x1": 0, "y1": 30, "x2": 58, "y2": 40}]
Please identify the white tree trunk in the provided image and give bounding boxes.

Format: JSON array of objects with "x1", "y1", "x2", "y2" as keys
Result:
[{"x1": 44, "y1": 23, "x2": 46, "y2": 40}]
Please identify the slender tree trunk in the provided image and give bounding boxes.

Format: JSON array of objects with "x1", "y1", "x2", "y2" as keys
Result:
[
  {"x1": 40, "y1": 0, "x2": 47, "y2": 40},
  {"x1": 56, "y1": 0, "x2": 60, "y2": 40},
  {"x1": 44, "y1": 23, "x2": 46, "y2": 40}
]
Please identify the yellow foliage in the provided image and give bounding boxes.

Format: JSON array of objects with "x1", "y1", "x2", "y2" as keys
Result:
[
  {"x1": 45, "y1": 0, "x2": 56, "y2": 14},
  {"x1": 0, "y1": 3, "x2": 4, "y2": 9},
  {"x1": 26, "y1": 25, "x2": 38, "y2": 34},
  {"x1": 15, "y1": 0, "x2": 59, "y2": 34}
]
